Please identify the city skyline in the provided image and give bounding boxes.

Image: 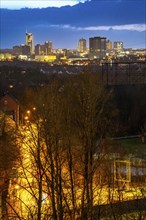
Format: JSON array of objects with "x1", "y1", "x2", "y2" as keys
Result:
[
  {"x1": 11, "y1": 32, "x2": 122, "y2": 58},
  {"x1": 0, "y1": 0, "x2": 146, "y2": 49}
]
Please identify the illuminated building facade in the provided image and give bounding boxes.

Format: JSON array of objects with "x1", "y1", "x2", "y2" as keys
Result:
[
  {"x1": 26, "y1": 32, "x2": 34, "y2": 54},
  {"x1": 78, "y1": 38, "x2": 86, "y2": 53}
]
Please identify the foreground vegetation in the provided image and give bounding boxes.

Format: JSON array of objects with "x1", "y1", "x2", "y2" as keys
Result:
[
  {"x1": 4, "y1": 72, "x2": 115, "y2": 219},
  {"x1": 0, "y1": 69, "x2": 146, "y2": 219}
]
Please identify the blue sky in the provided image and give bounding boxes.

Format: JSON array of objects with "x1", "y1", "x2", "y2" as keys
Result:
[{"x1": 0, "y1": 0, "x2": 146, "y2": 49}]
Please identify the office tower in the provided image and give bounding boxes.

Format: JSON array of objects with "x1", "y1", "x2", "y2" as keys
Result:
[
  {"x1": 100, "y1": 37, "x2": 106, "y2": 52},
  {"x1": 89, "y1": 36, "x2": 106, "y2": 57},
  {"x1": 114, "y1": 41, "x2": 123, "y2": 51},
  {"x1": 89, "y1": 37, "x2": 100, "y2": 53},
  {"x1": 40, "y1": 45, "x2": 45, "y2": 55},
  {"x1": 35, "y1": 44, "x2": 41, "y2": 55},
  {"x1": 26, "y1": 32, "x2": 34, "y2": 54},
  {"x1": 44, "y1": 41, "x2": 52, "y2": 55},
  {"x1": 78, "y1": 38, "x2": 86, "y2": 53},
  {"x1": 106, "y1": 40, "x2": 113, "y2": 50}
]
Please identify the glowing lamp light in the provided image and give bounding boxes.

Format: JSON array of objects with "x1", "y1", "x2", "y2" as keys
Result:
[
  {"x1": 24, "y1": 116, "x2": 29, "y2": 120},
  {"x1": 15, "y1": 184, "x2": 19, "y2": 189}
]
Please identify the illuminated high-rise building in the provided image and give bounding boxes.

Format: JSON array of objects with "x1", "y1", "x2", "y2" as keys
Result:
[
  {"x1": 78, "y1": 38, "x2": 86, "y2": 53},
  {"x1": 26, "y1": 32, "x2": 34, "y2": 54}
]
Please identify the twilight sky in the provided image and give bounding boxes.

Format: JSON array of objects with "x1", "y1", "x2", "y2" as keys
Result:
[{"x1": 0, "y1": 0, "x2": 146, "y2": 49}]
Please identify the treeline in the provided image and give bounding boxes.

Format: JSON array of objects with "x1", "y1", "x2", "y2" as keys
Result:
[
  {"x1": 22, "y1": 73, "x2": 146, "y2": 137},
  {"x1": 1, "y1": 64, "x2": 146, "y2": 137}
]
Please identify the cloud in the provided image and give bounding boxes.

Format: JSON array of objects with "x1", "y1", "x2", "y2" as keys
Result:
[
  {"x1": 50, "y1": 24, "x2": 74, "y2": 29},
  {"x1": 1, "y1": 0, "x2": 85, "y2": 9},
  {"x1": 48, "y1": 24, "x2": 146, "y2": 32}
]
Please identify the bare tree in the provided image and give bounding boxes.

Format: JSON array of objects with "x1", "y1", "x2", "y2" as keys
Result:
[{"x1": 7, "y1": 73, "x2": 118, "y2": 219}]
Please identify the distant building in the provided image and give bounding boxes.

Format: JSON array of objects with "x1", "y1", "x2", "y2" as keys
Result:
[
  {"x1": 89, "y1": 36, "x2": 106, "y2": 57},
  {"x1": 35, "y1": 41, "x2": 52, "y2": 56},
  {"x1": 78, "y1": 38, "x2": 86, "y2": 53},
  {"x1": 114, "y1": 41, "x2": 123, "y2": 51},
  {"x1": 106, "y1": 40, "x2": 112, "y2": 50},
  {"x1": 44, "y1": 41, "x2": 52, "y2": 55},
  {"x1": 35, "y1": 44, "x2": 41, "y2": 55},
  {"x1": 18, "y1": 55, "x2": 28, "y2": 60},
  {"x1": 89, "y1": 37, "x2": 100, "y2": 53},
  {"x1": 40, "y1": 45, "x2": 45, "y2": 55},
  {"x1": 26, "y1": 32, "x2": 34, "y2": 54},
  {"x1": 35, "y1": 55, "x2": 56, "y2": 62},
  {"x1": 100, "y1": 37, "x2": 106, "y2": 54},
  {"x1": 13, "y1": 46, "x2": 22, "y2": 55},
  {"x1": 21, "y1": 44, "x2": 30, "y2": 56}
]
